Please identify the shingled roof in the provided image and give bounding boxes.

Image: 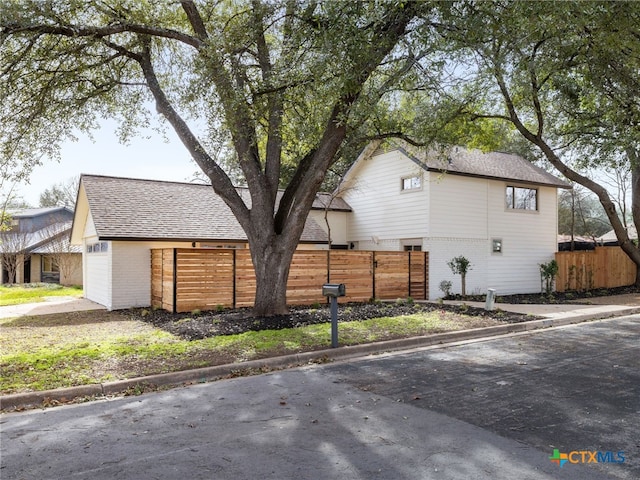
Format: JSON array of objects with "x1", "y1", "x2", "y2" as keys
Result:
[
  {"x1": 397, "y1": 141, "x2": 571, "y2": 189},
  {"x1": 77, "y1": 175, "x2": 349, "y2": 243}
]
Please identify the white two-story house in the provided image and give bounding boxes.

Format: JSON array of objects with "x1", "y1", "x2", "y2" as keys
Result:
[{"x1": 336, "y1": 140, "x2": 570, "y2": 299}]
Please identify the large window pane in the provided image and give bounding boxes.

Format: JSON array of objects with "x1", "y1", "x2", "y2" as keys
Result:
[{"x1": 506, "y1": 186, "x2": 537, "y2": 211}]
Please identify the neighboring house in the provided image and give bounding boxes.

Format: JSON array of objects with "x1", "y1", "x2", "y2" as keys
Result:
[
  {"x1": 70, "y1": 175, "x2": 350, "y2": 310},
  {"x1": 337, "y1": 140, "x2": 571, "y2": 299},
  {"x1": 557, "y1": 234, "x2": 596, "y2": 251},
  {"x1": 0, "y1": 207, "x2": 82, "y2": 285},
  {"x1": 597, "y1": 226, "x2": 637, "y2": 246}
]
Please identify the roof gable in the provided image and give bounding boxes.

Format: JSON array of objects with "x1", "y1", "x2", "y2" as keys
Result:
[
  {"x1": 74, "y1": 175, "x2": 345, "y2": 243},
  {"x1": 342, "y1": 140, "x2": 571, "y2": 190}
]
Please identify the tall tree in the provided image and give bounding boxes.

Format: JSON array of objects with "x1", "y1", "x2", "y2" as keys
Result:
[
  {"x1": 558, "y1": 186, "x2": 610, "y2": 239},
  {"x1": 39, "y1": 176, "x2": 79, "y2": 209},
  {"x1": 1, "y1": 1, "x2": 432, "y2": 314},
  {"x1": 427, "y1": 1, "x2": 640, "y2": 284}
]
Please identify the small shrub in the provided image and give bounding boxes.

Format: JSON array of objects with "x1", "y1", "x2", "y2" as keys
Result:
[
  {"x1": 539, "y1": 260, "x2": 559, "y2": 294},
  {"x1": 439, "y1": 280, "x2": 452, "y2": 297},
  {"x1": 191, "y1": 309, "x2": 202, "y2": 316}
]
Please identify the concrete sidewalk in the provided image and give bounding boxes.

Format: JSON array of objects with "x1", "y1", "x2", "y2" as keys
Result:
[
  {"x1": 0, "y1": 296, "x2": 106, "y2": 319},
  {"x1": 442, "y1": 294, "x2": 640, "y2": 320},
  {"x1": 2, "y1": 293, "x2": 639, "y2": 320}
]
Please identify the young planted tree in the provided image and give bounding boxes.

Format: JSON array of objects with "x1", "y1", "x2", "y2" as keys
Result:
[
  {"x1": 447, "y1": 255, "x2": 471, "y2": 297},
  {"x1": 1, "y1": 1, "x2": 434, "y2": 315}
]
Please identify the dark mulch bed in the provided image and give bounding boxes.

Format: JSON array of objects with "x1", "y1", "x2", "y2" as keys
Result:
[
  {"x1": 125, "y1": 286, "x2": 639, "y2": 341},
  {"x1": 126, "y1": 301, "x2": 534, "y2": 341}
]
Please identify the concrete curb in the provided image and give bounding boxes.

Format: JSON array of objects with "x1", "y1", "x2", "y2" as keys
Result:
[{"x1": 3, "y1": 307, "x2": 639, "y2": 411}]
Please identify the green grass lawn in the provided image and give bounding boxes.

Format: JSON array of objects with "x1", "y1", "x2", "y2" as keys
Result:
[
  {"x1": 0, "y1": 284, "x2": 83, "y2": 306},
  {"x1": 0, "y1": 308, "x2": 501, "y2": 395}
]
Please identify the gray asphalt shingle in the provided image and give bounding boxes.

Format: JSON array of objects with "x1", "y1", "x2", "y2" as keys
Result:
[
  {"x1": 397, "y1": 142, "x2": 571, "y2": 188},
  {"x1": 81, "y1": 175, "x2": 346, "y2": 242}
]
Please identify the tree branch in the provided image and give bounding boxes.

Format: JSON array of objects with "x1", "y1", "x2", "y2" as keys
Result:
[
  {"x1": 134, "y1": 39, "x2": 250, "y2": 225},
  {"x1": 3, "y1": 22, "x2": 203, "y2": 49},
  {"x1": 180, "y1": 1, "x2": 210, "y2": 41}
]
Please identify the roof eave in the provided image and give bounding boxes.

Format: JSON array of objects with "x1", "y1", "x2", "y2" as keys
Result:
[{"x1": 425, "y1": 169, "x2": 572, "y2": 189}]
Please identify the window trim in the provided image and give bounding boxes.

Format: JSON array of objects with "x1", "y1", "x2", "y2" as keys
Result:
[
  {"x1": 505, "y1": 185, "x2": 538, "y2": 212},
  {"x1": 41, "y1": 256, "x2": 59, "y2": 273},
  {"x1": 401, "y1": 174, "x2": 423, "y2": 192}
]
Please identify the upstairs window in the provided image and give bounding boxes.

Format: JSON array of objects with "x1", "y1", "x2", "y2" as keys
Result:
[
  {"x1": 401, "y1": 175, "x2": 422, "y2": 191},
  {"x1": 506, "y1": 186, "x2": 537, "y2": 211}
]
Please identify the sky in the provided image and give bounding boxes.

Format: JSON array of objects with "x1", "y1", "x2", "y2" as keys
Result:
[{"x1": 15, "y1": 119, "x2": 200, "y2": 207}]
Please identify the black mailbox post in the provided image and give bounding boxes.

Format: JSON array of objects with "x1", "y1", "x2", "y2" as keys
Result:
[{"x1": 322, "y1": 283, "x2": 346, "y2": 348}]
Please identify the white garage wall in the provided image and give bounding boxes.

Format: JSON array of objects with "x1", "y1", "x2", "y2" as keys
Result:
[
  {"x1": 110, "y1": 241, "x2": 194, "y2": 310},
  {"x1": 83, "y1": 237, "x2": 111, "y2": 308}
]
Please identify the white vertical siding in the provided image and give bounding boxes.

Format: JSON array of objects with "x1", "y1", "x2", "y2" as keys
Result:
[
  {"x1": 307, "y1": 210, "x2": 349, "y2": 246},
  {"x1": 341, "y1": 149, "x2": 561, "y2": 299},
  {"x1": 426, "y1": 237, "x2": 488, "y2": 299},
  {"x1": 84, "y1": 237, "x2": 111, "y2": 308},
  {"x1": 110, "y1": 241, "x2": 194, "y2": 310},
  {"x1": 343, "y1": 150, "x2": 429, "y2": 243},
  {"x1": 486, "y1": 183, "x2": 558, "y2": 295},
  {"x1": 428, "y1": 174, "x2": 488, "y2": 239},
  {"x1": 427, "y1": 174, "x2": 490, "y2": 299},
  {"x1": 82, "y1": 210, "x2": 112, "y2": 307}
]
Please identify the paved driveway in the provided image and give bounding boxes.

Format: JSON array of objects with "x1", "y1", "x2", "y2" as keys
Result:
[{"x1": 1, "y1": 317, "x2": 637, "y2": 479}]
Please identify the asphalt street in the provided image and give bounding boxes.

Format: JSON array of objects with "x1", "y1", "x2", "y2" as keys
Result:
[{"x1": 1, "y1": 316, "x2": 638, "y2": 480}]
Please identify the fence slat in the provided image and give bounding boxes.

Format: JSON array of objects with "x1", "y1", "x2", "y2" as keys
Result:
[
  {"x1": 152, "y1": 249, "x2": 429, "y2": 313},
  {"x1": 555, "y1": 247, "x2": 636, "y2": 292}
]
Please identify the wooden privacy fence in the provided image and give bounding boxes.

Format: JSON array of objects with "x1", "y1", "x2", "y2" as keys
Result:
[
  {"x1": 555, "y1": 246, "x2": 636, "y2": 292},
  {"x1": 152, "y1": 248, "x2": 429, "y2": 313}
]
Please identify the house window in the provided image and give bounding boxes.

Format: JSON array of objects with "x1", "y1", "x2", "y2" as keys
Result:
[
  {"x1": 492, "y1": 239, "x2": 503, "y2": 254},
  {"x1": 506, "y1": 186, "x2": 537, "y2": 211},
  {"x1": 401, "y1": 175, "x2": 422, "y2": 191},
  {"x1": 42, "y1": 256, "x2": 59, "y2": 273},
  {"x1": 87, "y1": 242, "x2": 108, "y2": 253},
  {"x1": 403, "y1": 245, "x2": 422, "y2": 252}
]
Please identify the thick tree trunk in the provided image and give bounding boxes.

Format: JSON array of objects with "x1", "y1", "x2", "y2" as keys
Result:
[{"x1": 249, "y1": 238, "x2": 296, "y2": 316}]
